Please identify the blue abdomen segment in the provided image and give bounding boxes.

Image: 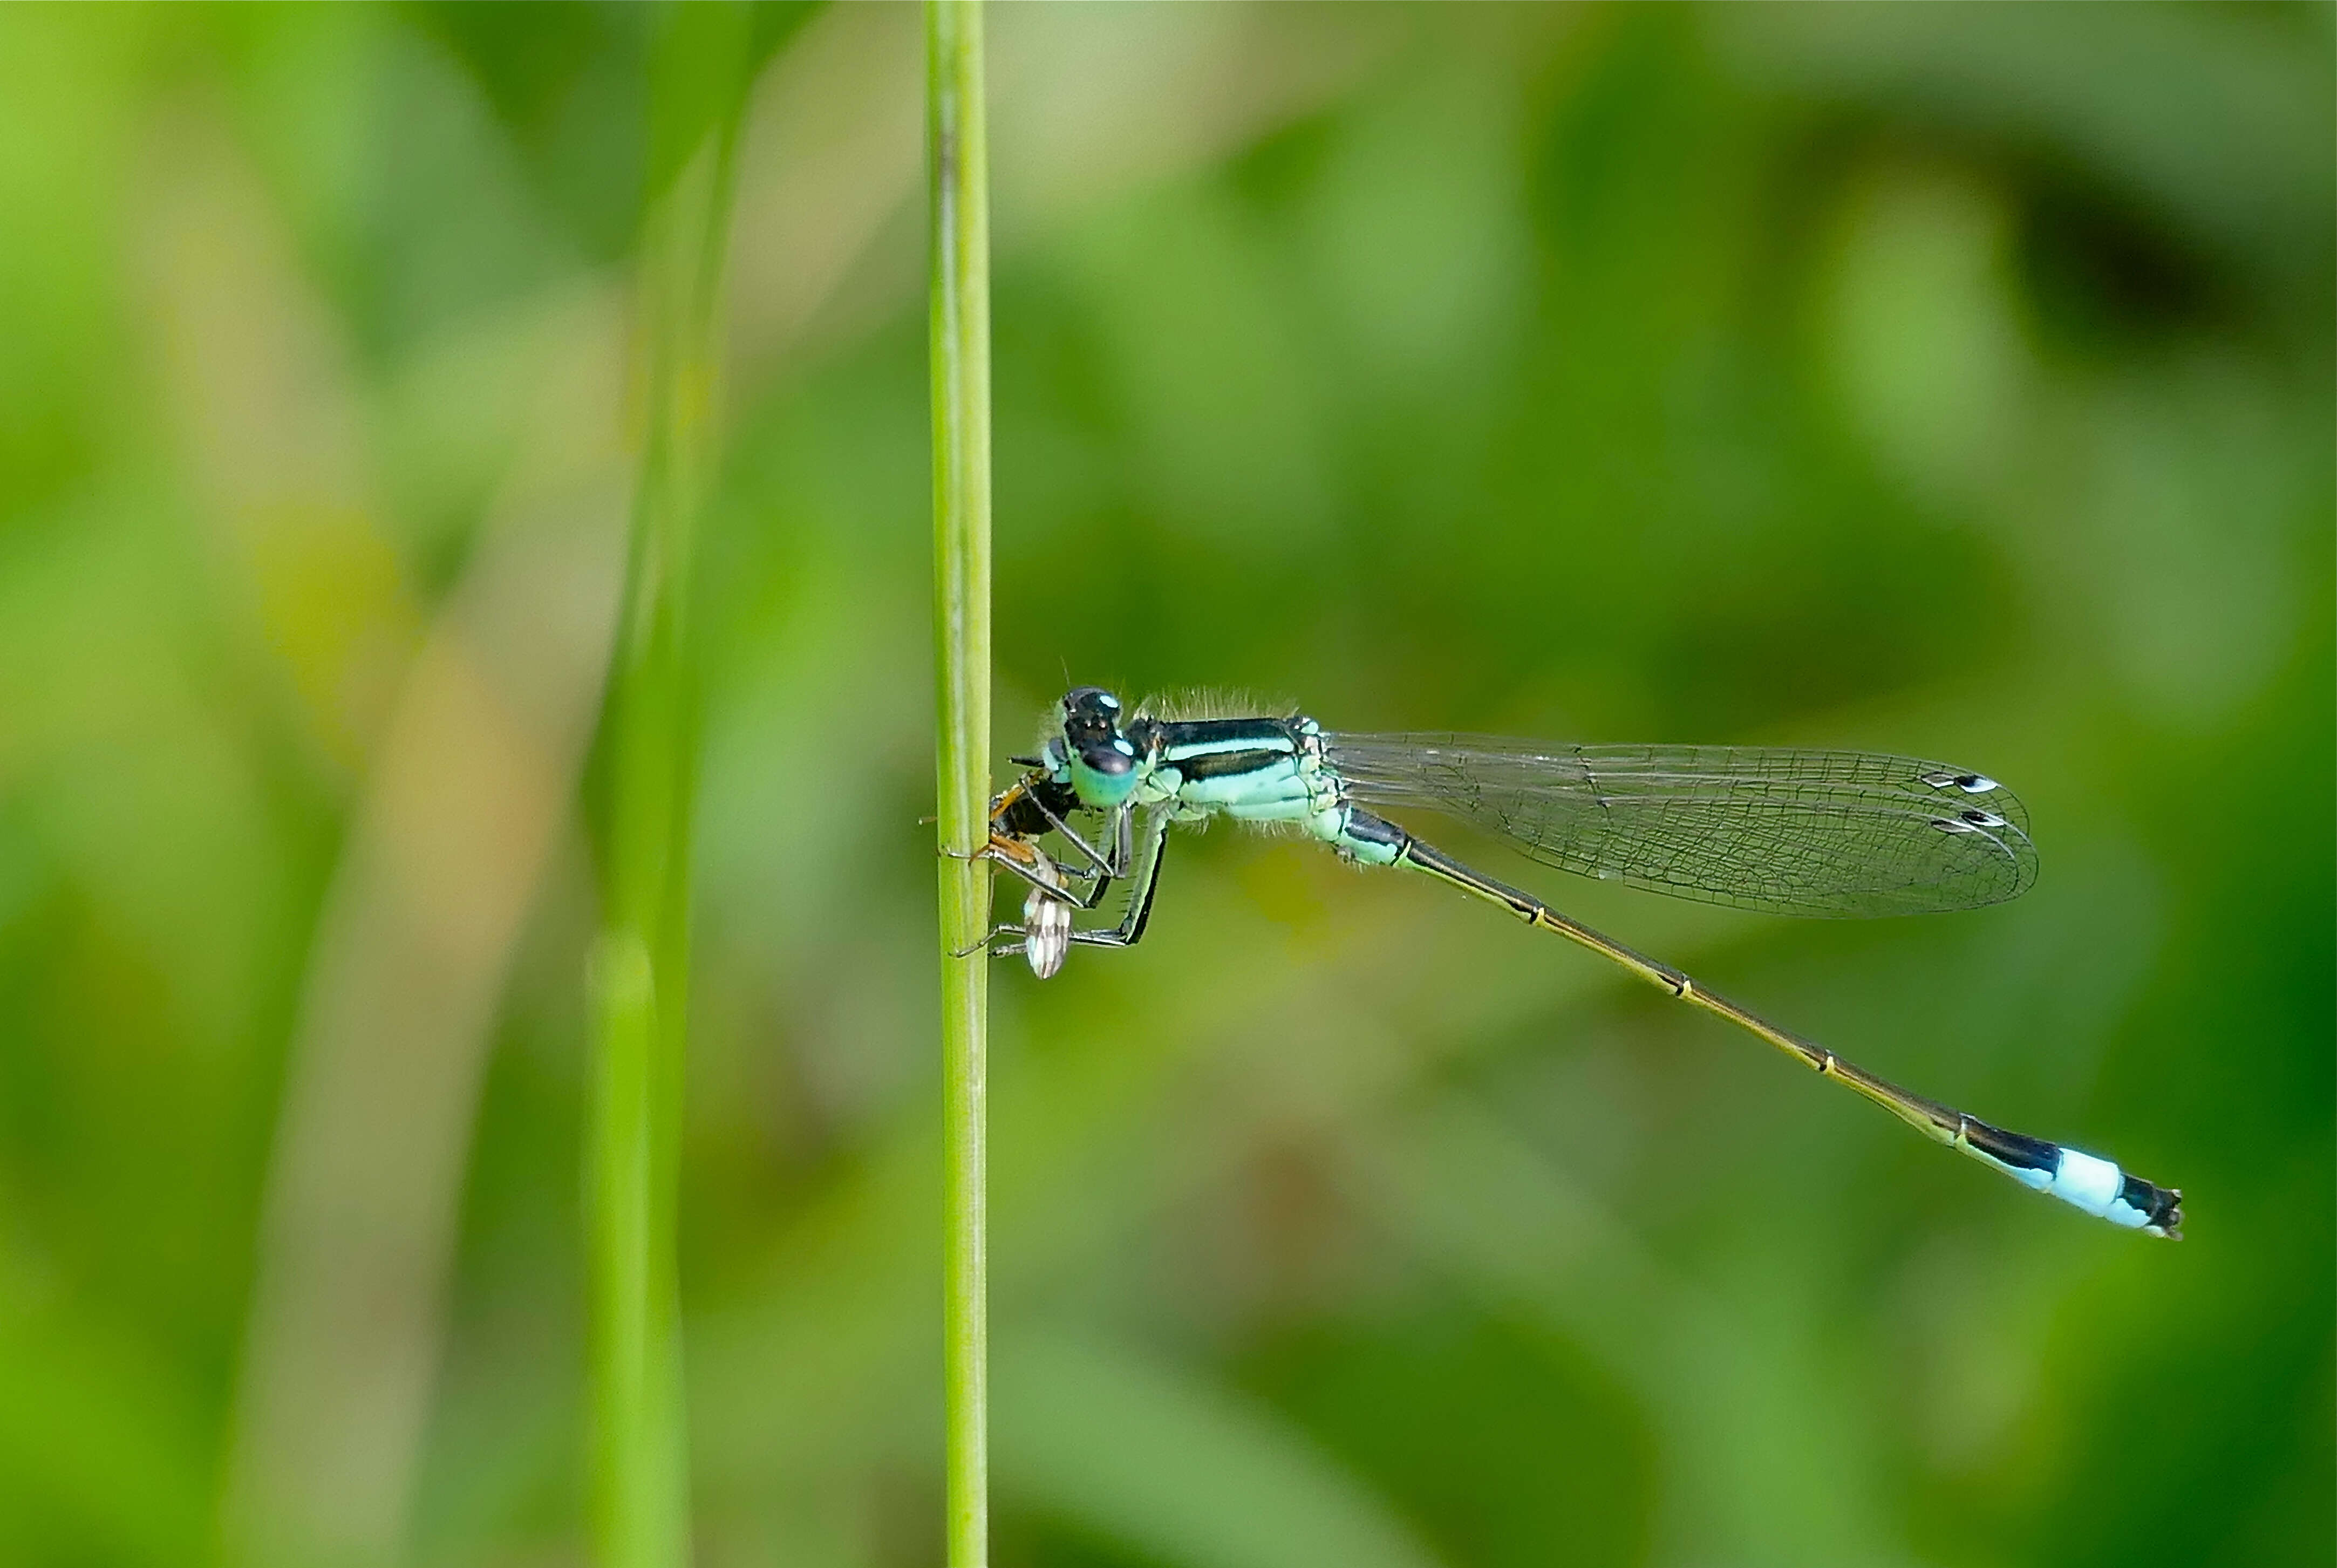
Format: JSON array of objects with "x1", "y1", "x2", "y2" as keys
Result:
[
  {"x1": 2035, "y1": 1148, "x2": 2171, "y2": 1231},
  {"x1": 1328, "y1": 807, "x2": 1408, "y2": 867},
  {"x1": 1960, "y1": 1120, "x2": 2181, "y2": 1235}
]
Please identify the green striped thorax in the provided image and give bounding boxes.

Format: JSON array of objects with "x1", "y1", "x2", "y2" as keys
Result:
[{"x1": 1038, "y1": 686, "x2": 1371, "y2": 853}]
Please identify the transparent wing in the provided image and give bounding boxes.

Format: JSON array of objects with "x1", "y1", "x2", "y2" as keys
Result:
[{"x1": 1324, "y1": 733, "x2": 2036, "y2": 917}]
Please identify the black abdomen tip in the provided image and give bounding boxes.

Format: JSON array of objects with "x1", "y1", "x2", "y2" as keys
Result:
[{"x1": 2128, "y1": 1174, "x2": 2183, "y2": 1239}]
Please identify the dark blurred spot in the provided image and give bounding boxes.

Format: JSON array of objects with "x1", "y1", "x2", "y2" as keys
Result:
[{"x1": 2014, "y1": 175, "x2": 2228, "y2": 351}]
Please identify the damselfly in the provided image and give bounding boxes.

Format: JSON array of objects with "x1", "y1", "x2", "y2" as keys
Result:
[{"x1": 965, "y1": 688, "x2": 2181, "y2": 1237}]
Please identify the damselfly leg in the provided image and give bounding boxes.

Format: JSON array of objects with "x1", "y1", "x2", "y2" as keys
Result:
[{"x1": 959, "y1": 806, "x2": 1174, "y2": 970}]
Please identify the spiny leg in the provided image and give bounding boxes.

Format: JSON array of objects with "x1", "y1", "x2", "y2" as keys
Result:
[
  {"x1": 950, "y1": 917, "x2": 1032, "y2": 961},
  {"x1": 946, "y1": 819, "x2": 1071, "y2": 964},
  {"x1": 979, "y1": 798, "x2": 1132, "y2": 913},
  {"x1": 1364, "y1": 812, "x2": 2181, "y2": 1236},
  {"x1": 1061, "y1": 808, "x2": 1173, "y2": 951},
  {"x1": 952, "y1": 788, "x2": 1128, "y2": 923},
  {"x1": 950, "y1": 795, "x2": 1150, "y2": 969},
  {"x1": 1019, "y1": 786, "x2": 1130, "y2": 882},
  {"x1": 959, "y1": 809, "x2": 1173, "y2": 960}
]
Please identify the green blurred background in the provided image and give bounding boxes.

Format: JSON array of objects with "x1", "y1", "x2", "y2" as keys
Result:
[{"x1": 1, "y1": 4, "x2": 2329, "y2": 1566}]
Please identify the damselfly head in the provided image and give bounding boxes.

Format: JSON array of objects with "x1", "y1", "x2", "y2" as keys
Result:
[{"x1": 1058, "y1": 686, "x2": 1140, "y2": 808}]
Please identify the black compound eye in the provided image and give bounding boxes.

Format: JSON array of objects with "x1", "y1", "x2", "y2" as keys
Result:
[
  {"x1": 1061, "y1": 686, "x2": 1128, "y2": 748},
  {"x1": 1079, "y1": 740, "x2": 1135, "y2": 776},
  {"x1": 1062, "y1": 686, "x2": 1121, "y2": 720}
]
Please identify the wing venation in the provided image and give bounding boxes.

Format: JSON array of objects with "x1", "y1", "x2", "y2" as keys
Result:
[{"x1": 1325, "y1": 733, "x2": 2036, "y2": 917}]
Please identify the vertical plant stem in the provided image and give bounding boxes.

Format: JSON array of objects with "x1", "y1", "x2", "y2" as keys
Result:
[
  {"x1": 927, "y1": 1, "x2": 993, "y2": 1563},
  {"x1": 590, "y1": 62, "x2": 744, "y2": 1568}
]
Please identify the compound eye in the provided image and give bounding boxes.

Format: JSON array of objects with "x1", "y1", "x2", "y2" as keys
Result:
[
  {"x1": 1062, "y1": 689, "x2": 1131, "y2": 758},
  {"x1": 1079, "y1": 739, "x2": 1135, "y2": 776}
]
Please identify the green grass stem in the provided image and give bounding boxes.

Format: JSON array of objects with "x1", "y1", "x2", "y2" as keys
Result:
[{"x1": 926, "y1": 1, "x2": 994, "y2": 1563}]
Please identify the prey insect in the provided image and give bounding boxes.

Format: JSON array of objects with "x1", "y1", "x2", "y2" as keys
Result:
[{"x1": 962, "y1": 687, "x2": 2182, "y2": 1237}]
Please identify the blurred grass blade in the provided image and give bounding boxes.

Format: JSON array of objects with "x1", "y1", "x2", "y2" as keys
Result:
[
  {"x1": 928, "y1": 0, "x2": 994, "y2": 1562},
  {"x1": 996, "y1": 1333, "x2": 1445, "y2": 1568},
  {"x1": 589, "y1": 10, "x2": 754, "y2": 1564}
]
